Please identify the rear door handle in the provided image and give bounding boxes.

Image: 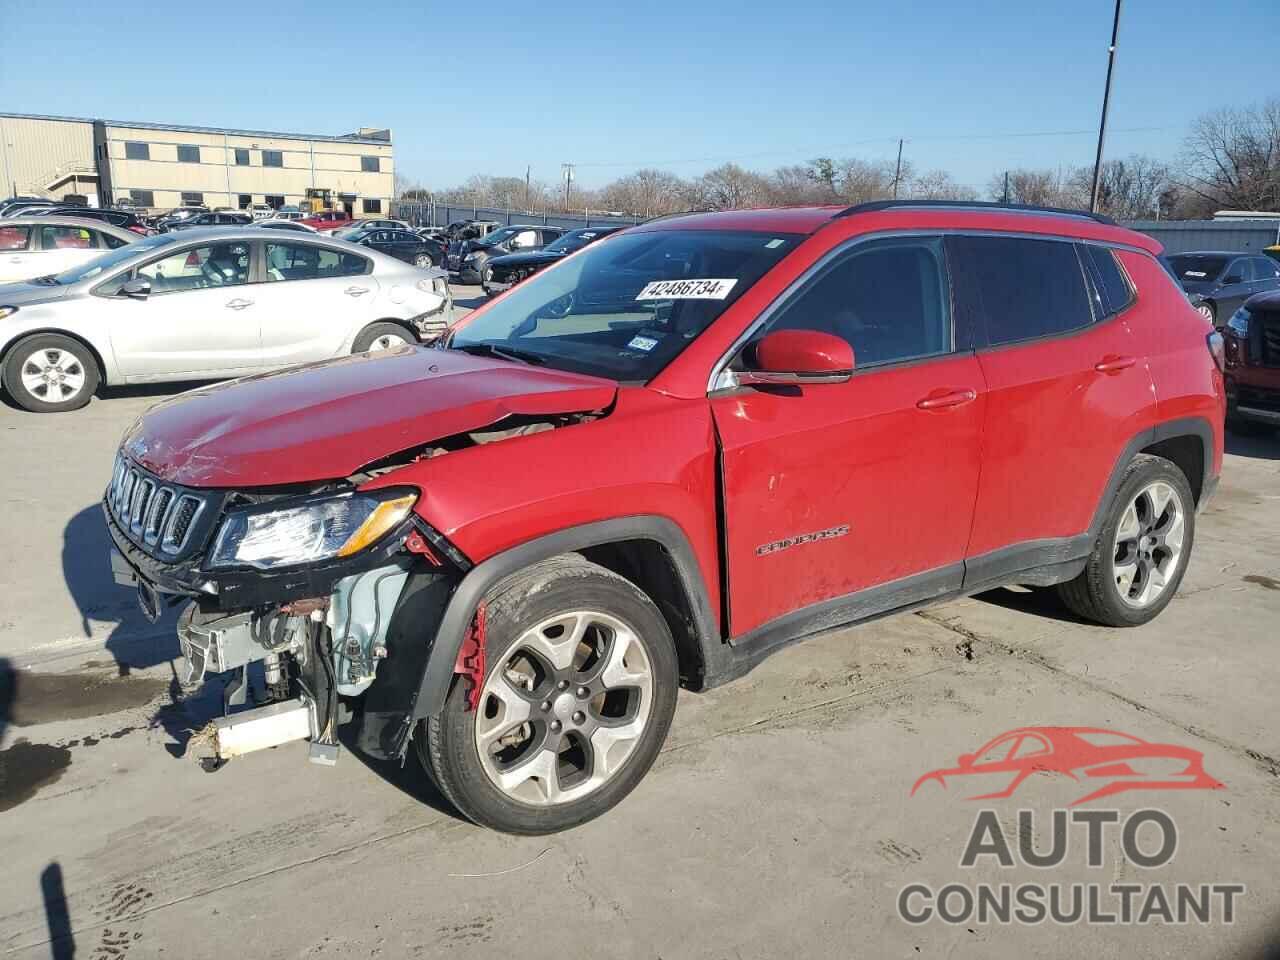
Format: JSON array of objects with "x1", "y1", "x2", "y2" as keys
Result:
[
  {"x1": 345, "y1": 286, "x2": 370, "y2": 297},
  {"x1": 225, "y1": 298, "x2": 254, "y2": 310},
  {"x1": 916, "y1": 388, "x2": 978, "y2": 410},
  {"x1": 1094, "y1": 354, "x2": 1137, "y2": 374}
]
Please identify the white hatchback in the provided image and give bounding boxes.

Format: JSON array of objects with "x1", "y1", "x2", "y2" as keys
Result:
[{"x1": 0, "y1": 227, "x2": 452, "y2": 412}]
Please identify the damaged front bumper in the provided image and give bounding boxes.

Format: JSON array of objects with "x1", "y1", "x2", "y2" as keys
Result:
[{"x1": 104, "y1": 496, "x2": 470, "y2": 765}]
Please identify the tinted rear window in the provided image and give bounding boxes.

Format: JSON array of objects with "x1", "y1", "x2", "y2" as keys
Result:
[
  {"x1": 1166, "y1": 255, "x2": 1228, "y2": 283},
  {"x1": 949, "y1": 236, "x2": 1093, "y2": 346}
]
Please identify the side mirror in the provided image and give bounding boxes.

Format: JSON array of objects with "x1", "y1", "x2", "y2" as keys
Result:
[
  {"x1": 1222, "y1": 274, "x2": 1242, "y2": 285},
  {"x1": 716, "y1": 329, "x2": 853, "y2": 390},
  {"x1": 121, "y1": 277, "x2": 151, "y2": 299}
]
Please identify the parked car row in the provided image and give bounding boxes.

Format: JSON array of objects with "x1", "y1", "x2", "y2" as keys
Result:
[
  {"x1": 1165, "y1": 250, "x2": 1280, "y2": 325},
  {"x1": 0, "y1": 226, "x2": 453, "y2": 412}
]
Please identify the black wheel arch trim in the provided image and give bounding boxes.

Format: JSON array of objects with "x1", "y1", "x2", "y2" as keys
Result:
[
  {"x1": 1087, "y1": 416, "x2": 1216, "y2": 534},
  {"x1": 407, "y1": 515, "x2": 719, "y2": 729}
]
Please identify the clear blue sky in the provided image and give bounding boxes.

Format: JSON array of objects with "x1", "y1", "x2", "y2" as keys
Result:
[{"x1": 1, "y1": 0, "x2": 1276, "y2": 192}]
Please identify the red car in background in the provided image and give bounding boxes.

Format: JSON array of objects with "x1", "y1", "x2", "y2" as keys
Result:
[{"x1": 299, "y1": 210, "x2": 354, "y2": 233}]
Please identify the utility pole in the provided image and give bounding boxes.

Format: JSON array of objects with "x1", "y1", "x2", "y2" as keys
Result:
[
  {"x1": 1089, "y1": 0, "x2": 1123, "y2": 213},
  {"x1": 1002, "y1": 171, "x2": 1010, "y2": 204},
  {"x1": 561, "y1": 163, "x2": 575, "y2": 211},
  {"x1": 892, "y1": 139, "x2": 904, "y2": 199},
  {"x1": 524, "y1": 165, "x2": 531, "y2": 212}
]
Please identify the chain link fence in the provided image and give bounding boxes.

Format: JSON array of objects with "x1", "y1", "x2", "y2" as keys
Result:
[{"x1": 391, "y1": 200, "x2": 642, "y2": 231}]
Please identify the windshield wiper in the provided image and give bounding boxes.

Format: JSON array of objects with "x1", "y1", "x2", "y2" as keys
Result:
[
  {"x1": 31, "y1": 274, "x2": 59, "y2": 285},
  {"x1": 451, "y1": 342, "x2": 546, "y2": 365}
]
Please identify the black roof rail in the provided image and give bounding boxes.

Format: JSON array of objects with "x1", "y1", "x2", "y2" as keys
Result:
[{"x1": 835, "y1": 199, "x2": 1117, "y2": 226}]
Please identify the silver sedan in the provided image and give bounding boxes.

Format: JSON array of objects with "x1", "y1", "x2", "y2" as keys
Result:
[{"x1": 0, "y1": 227, "x2": 453, "y2": 412}]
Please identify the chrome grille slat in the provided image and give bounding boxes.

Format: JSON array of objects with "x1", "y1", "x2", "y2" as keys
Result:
[{"x1": 107, "y1": 456, "x2": 214, "y2": 558}]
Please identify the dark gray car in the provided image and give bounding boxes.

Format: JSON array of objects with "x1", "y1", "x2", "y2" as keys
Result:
[{"x1": 1166, "y1": 251, "x2": 1280, "y2": 325}]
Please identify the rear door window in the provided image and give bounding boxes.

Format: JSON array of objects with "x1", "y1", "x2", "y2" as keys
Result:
[
  {"x1": 949, "y1": 236, "x2": 1094, "y2": 346},
  {"x1": 265, "y1": 242, "x2": 369, "y2": 280},
  {"x1": 39, "y1": 225, "x2": 95, "y2": 250}
]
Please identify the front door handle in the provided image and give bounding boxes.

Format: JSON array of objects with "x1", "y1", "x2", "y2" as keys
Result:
[
  {"x1": 8, "y1": 257, "x2": 23, "y2": 263},
  {"x1": 1094, "y1": 354, "x2": 1137, "y2": 374},
  {"x1": 344, "y1": 286, "x2": 370, "y2": 297},
  {"x1": 225, "y1": 298, "x2": 254, "y2": 310},
  {"x1": 916, "y1": 388, "x2": 978, "y2": 410}
]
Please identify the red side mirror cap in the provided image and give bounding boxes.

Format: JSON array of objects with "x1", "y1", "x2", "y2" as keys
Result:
[{"x1": 754, "y1": 329, "x2": 854, "y2": 378}]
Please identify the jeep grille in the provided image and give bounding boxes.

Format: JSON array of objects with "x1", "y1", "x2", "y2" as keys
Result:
[{"x1": 107, "y1": 454, "x2": 216, "y2": 559}]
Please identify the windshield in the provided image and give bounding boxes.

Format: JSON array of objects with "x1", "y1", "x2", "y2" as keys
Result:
[
  {"x1": 450, "y1": 229, "x2": 799, "y2": 381},
  {"x1": 53, "y1": 235, "x2": 175, "y2": 284},
  {"x1": 544, "y1": 229, "x2": 611, "y2": 255},
  {"x1": 1166, "y1": 254, "x2": 1229, "y2": 284}
]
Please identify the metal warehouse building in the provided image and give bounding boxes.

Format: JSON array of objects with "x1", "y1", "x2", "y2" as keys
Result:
[{"x1": 0, "y1": 112, "x2": 394, "y2": 216}]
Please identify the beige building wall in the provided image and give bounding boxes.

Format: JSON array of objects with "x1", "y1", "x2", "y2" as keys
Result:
[
  {"x1": 0, "y1": 114, "x2": 97, "y2": 200},
  {"x1": 104, "y1": 124, "x2": 394, "y2": 213},
  {"x1": 0, "y1": 114, "x2": 394, "y2": 213}
]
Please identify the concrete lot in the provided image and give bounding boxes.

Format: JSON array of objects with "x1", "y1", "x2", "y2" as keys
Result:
[{"x1": 1, "y1": 307, "x2": 1277, "y2": 958}]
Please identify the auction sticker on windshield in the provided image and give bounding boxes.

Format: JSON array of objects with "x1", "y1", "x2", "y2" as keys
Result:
[{"x1": 636, "y1": 278, "x2": 739, "y2": 300}]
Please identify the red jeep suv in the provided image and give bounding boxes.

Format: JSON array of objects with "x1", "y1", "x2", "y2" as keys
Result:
[{"x1": 104, "y1": 201, "x2": 1224, "y2": 834}]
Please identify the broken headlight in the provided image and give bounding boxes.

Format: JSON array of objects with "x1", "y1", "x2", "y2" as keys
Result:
[{"x1": 208, "y1": 489, "x2": 417, "y2": 570}]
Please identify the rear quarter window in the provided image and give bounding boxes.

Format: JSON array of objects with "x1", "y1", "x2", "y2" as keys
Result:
[{"x1": 1080, "y1": 244, "x2": 1135, "y2": 317}]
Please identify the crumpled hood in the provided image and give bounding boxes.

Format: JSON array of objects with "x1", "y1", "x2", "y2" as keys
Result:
[{"x1": 122, "y1": 347, "x2": 617, "y2": 488}]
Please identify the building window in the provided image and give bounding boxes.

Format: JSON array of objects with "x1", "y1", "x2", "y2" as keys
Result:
[
  {"x1": 361, "y1": 156, "x2": 380, "y2": 173},
  {"x1": 234, "y1": 148, "x2": 250, "y2": 166},
  {"x1": 362, "y1": 198, "x2": 382, "y2": 214},
  {"x1": 129, "y1": 189, "x2": 155, "y2": 207},
  {"x1": 182, "y1": 192, "x2": 204, "y2": 206},
  {"x1": 262, "y1": 150, "x2": 283, "y2": 168},
  {"x1": 124, "y1": 141, "x2": 150, "y2": 161},
  {"x1": 238, "y1": 194, "x2": 252, "y2": 209},
  {"x1": 177, "y1": 145, "x2": 200, "y2": 163},
  {"x1": 265, "y1": 195, "x2": 285, "y2": 209}
]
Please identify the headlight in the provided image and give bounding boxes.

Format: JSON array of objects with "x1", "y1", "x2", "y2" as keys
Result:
[
  {"x1": 209, "y1": 489, "x2": 417, "y2": 569},
  {"x1": 463, "y1": 253, "x2": 478, "y2": 263},
  {"x1": 1226, "y1": 308, "x2": 1250, "y2": 338},
  {"x1": 0, "y1": 306, "x2": 17, "y2": 320}
]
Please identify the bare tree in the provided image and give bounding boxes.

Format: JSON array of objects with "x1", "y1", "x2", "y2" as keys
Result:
[
  {"x1": 598, "y1": 168, "x2": 690, "y2": 217},
  {"x1": 1066, "y1": 154, "x2": 1170, "y2": 219},
  {"x1": 985, "y1": 168, "x2": 1085, "y2": 208},
  {"x1": 689, "y1": 163, "x2": 773, "y2": 210},
  {"x1": 907, "y1": 169, "x2": 978, "y2": 201},
  {"x1": 1177, "y1": 99, "x2": 1280, "y2": 215}
]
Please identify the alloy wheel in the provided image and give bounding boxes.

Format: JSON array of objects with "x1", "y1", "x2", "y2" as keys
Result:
[
  {"x1": 474, "y1": 610, "x2": 654, "y2": 805},
  {"x1": 1112, "y1": 480, "x2": 1185, "y2": 607},
  {"x1": 20, "y1": 348, "x2": 87, "y2": 403},
  {"x1": 1196, "y1": 303, "x2": 1214, "y2": 323}
]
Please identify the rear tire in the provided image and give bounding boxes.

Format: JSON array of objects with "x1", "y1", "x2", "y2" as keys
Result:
[
  {"x1": 1057, "y1": 454, "x2": 1195, "y2": 627},
  {"x1": 351, "y1": 322, "x2": 415, "y2": 353},
  {"x1": 418, "y1": 556, "x2": 679, "y2": 835},
  {"x1": 1195, "y1": 300, "x2": 1216, "y2": 325},
  {"x1": 2, "y1": 333, "x2": 100, "y2": 413}
]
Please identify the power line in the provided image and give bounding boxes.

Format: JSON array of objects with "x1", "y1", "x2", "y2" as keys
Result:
[{"x1": 571, "y1": 124, "x2": 1170, "y2": 170}]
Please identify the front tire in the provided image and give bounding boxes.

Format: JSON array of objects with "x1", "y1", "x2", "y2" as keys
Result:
[
  {"x1": 3, "y1": 333, "x2": 100, "y2": 412},
  {"x1": 413, "y1": 253, "x2": 433, "y2": 268},
  {"x1": 1195, "y1": 300, "x2": 1216, "y2": 325},
  {"x1": 351, "y1": 322, "x2": 415, "y2": 353},
  {"x1": 1057, "y1": 454, "x2": 1195, "y2": 626},
  {"x1": 418, "y1": 556, "x2": 679, "y2": 834}
]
